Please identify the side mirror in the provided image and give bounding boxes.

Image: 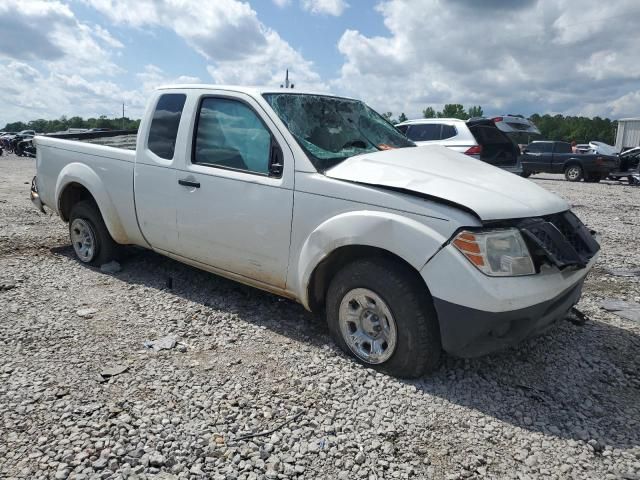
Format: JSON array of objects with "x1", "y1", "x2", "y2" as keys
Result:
[
  {"x1": 522, "y1": 148, "x2": 529, "y2": 153},
  {"x1": 269, "y1": 141, "x2": 284, "y2": 177}
]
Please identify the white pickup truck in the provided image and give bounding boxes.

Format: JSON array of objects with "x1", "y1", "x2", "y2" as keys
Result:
[{"x1": 31, "y1": 85, "x2": 600, "y2": 377}]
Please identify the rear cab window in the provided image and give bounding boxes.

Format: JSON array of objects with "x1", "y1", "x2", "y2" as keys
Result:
[
  {"x1": 528, "y1": 142, "x2": 552, "y2": 153},
  {"x1": 147, "y1": 93, "x2": 187, "y2": 160},
  {"x1": 554, "y1": 142, "x2": 572, "y2": 154}
]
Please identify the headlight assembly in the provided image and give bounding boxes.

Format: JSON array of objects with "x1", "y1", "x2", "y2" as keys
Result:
[{"x1": 452, "y1": 228, "x2": 535, "y2": 276}]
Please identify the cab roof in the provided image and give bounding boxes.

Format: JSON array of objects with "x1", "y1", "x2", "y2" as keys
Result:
[{"x1": 156, "y1": 84, "x2": 354, "y2": 100}]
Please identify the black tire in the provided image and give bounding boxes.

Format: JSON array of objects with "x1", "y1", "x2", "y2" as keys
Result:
[
  {"x1": 326, "y1": 258, "x2": 441, "y2": 378},
  {"x1": 68, "y1": 200, "x2": 119, "y2": 266},
  {"x1": 564, "y1": 164, "x2": 583, "y2": 182},
  {"x1": 520, "y1": 171, "x2": 532, "y2": 178}
]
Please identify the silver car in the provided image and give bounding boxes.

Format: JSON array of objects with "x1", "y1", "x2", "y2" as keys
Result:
[{"x1": 395, "y1": 118, "x2": 523, "y2": 174}]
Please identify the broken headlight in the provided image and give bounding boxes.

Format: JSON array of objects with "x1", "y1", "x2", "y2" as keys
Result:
[{"x1": 452, "y1": 229, "x2": 535, "y2": 277}]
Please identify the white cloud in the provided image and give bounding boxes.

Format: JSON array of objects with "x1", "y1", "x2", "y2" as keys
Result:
[
  {"x1": 84, "y1": 0, "x2": 324, "y2": 87},
  {"x1": 272, "y1": 0, "x2": 291, "y2": 7},
  {"x1": 0, "y1": 0, "x2": 128, "y2": 125},
  {"x1": 0, "y1": 0, "x2": 121, "y2": 76},
  {"x1": 0, "y1": 60, "x2": 201, "y2": 127},
  {"x1": 333, "y1": 0, "x2": 640, "y2": 119},
  {"x1": 301, "y1": 0, "x2": 348, "y2": 16}
]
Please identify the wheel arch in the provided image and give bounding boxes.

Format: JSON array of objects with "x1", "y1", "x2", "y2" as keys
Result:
[
  {"x1": 306, "y1": 245, "x2": 431, "y2": 313},
  {"x1": 296, "y1": 210, "x2": 449, "y2": 311},
  {"x1": 55, "y1": 163, "x2": 129, "y2": 244},
  {"x1": 563, "y1": 159, "x2": 583, "y2": 170}
]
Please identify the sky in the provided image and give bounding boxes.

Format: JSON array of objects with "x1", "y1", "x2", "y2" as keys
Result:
[{"x1": 1, "y1": 0, "x2": 639, "y2": 126}]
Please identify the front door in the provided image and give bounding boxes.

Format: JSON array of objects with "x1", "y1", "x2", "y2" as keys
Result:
[{"x1": 175, "y1": 93, "x2": 294, "y2": 288}]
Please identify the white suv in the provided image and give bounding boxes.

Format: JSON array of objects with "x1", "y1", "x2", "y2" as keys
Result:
[{"x1": 396, "y1": 118, "x2": 522, "y2": 174}]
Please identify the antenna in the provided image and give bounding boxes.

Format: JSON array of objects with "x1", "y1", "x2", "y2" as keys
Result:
[{"x1": 281, "y1": 69, "x2": 294, "y2": 89}]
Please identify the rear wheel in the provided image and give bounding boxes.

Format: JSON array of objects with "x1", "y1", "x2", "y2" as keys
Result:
[
  {"x1": 564, "y1": 164, "x2": 583, "y2": 182},
  {"x1": 326, "y1": 258, "x2": 441, "y2": 378},
  {"x1": 520, "y1": 171, "x2": 532, "y2": 178},
  {"x1": 68, "y1": 200, "x2": 119, "y2": 266}
]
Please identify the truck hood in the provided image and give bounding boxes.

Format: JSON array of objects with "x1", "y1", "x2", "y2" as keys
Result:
[{"x1": 325, "y1": 145, "x2": 569, "y2": 220}]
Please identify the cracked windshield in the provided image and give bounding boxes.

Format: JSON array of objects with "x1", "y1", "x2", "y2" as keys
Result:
[{"x1": 264, "y1": 93, "x2": 414, "y2": 170}]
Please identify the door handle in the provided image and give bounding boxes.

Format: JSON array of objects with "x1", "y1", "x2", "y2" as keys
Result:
[{"x1": 178, "y1": 179, "x2": 200, "y2": 188}]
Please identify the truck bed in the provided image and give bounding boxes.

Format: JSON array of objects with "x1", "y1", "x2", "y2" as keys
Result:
[
  {"x1": 34, "y1": 135, "x2": 143, "y2": 246},
  {"x1": 45, "y1": 130, "x2": 138, "y2": 151},
  {"x1": 83, "y1": 134, "x2": 136, "y2": 150}
]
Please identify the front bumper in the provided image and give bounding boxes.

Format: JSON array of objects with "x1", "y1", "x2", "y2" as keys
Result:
[
  {"x1": 433, "y1": 279, "x2": 584, "y2": 357},
  {"x1": 30, "y1": 176, "x2": 45, "y2": 213},
  {"x1": 421, "y1": 229, "x2": 599, "y2": 358}
]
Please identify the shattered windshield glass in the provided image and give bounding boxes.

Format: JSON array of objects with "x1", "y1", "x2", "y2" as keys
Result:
[{"x1": 263, "y1": 93, "x2": 414, "y2": 170}]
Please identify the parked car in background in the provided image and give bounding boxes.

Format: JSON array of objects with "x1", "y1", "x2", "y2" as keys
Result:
[
  {"x1": 31, "y1": 85, "x2": 600, "y2": 377},
  {"x1": 395, "y1": 118, "x2": 522, "y2": 174},
  {"x1": 576, "y1": 143, "x2": 592, "y2": 154},
  {"x1": 0, "y1": 132, "x2": 17, "y2": 150},
  {"x1": 609, "y1": 146, "x2": 640, "y2": 185},
  {"x1": 11, "y1": 130, "x2": 36, "y2": 156},
  {"x1": 491, "y1": 115, "x2": 542, "y2": 149},
  {"x1": 521, "y1": 140, "x2": 618, "y2": 182},
  {"x1": 1, "y1": 131, "x2": 34, "y2": 154},
  {"x1": 588, "y1": 141, "x2": 618, "y2": 156}
]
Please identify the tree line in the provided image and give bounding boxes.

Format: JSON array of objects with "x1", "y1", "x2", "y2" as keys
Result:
[
  {"x1": 4, "y1": 106, "x2": 618, "y2": 145},
  {"x1": 2, "y1": 115, "x2": 141, "y2": 134},
  {"x1": 382, "y1": 104, "x2": 617, "y2": 145}
]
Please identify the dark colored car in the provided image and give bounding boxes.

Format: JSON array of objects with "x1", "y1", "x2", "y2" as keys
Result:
[
  {"x1": 609, "y1": 147, "x2": 640, "y2": 185},
  {"x1": 521, "y1": 141, "x2": 618, "y2": 182}
]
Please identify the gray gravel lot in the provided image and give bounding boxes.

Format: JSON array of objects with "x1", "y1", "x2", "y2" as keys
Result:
[{"x1": 1, "y1": 153, "x2": 639, "y2": 480}]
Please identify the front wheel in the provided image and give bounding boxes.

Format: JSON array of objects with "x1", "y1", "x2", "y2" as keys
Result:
[
  {"x1": 564, "y1": 165, "x2": 583, "y2": 182},
  {"x1": 326, "y1": 258, "x2": 441, "y2": 378},
  {"x1": 68, "y1": 200, "x2": 119, "y2": 266}
]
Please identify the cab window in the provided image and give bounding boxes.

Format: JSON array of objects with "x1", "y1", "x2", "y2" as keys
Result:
[
  {"x1": 193, "y1": 98, "x2": 273, "y2": 175},
  {"x1": 147, "y1": 94, "x2": 186, "y2": 160}
]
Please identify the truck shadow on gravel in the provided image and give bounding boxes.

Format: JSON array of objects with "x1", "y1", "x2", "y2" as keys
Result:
[{"x1": 52, "y1": 245, "x2": 640, "y2": 450}]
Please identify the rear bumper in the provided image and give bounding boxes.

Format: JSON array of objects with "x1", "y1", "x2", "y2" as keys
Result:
[
  {"x1": 432, "y1": 279, "x2": 584, "y2": 357},
  {"x1": 30, "y1": 176, "x2": 46, "y2": 213}
]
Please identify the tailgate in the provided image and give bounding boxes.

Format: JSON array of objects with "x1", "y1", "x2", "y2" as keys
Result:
[{"x1": 467, "y1": 120, "x2": 519, "y2": 167}]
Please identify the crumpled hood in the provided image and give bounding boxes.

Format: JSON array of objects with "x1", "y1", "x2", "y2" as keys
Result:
[{"x1": 325, "y1": 145, "x2": 569, "y2": 220}]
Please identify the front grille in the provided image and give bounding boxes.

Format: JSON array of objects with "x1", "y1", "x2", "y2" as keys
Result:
[
  {"x1": 517, "y1": 212, "x2": 599, "y2": 269},
  {"x1": 545, "y1": 211, "x2": 598, "y2": 260}
]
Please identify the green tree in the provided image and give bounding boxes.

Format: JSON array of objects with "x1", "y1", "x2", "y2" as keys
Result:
[
  {"x1": 4, "y1": 121, "x2": 28, "y2": 132},
  {"x1": 398, "y1": 112, "x2": 408, "y2": 123},
  {"x1": 381, "y1": 112, "x2": 398, "y2": 125},
  {"x1": 467, "y1": 105, "x2": 484, "y2": 118},
  {"x1": 422, "y1": 107, "x2": 436, "y2": 118},
  {"x1": 438, "y1": 104, "x2": 468, "y2": 120}
]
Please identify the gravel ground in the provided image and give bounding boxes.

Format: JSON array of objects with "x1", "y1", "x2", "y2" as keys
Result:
[{"x1": 1, "y1": 153, "x2": 639, "y2": 480}]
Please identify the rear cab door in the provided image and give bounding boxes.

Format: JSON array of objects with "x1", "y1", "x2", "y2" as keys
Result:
[
  {"x1": 523, "y1": 142, "x2": 553, "y2": 172},
  {"x1": 551, "y1": 141, "x2": 573, "y2": 173},
  {"x1": 134, "y1": 91, "x2": 189, "y2": 252},
  {"x1": 172, "y1": 89, "x2": 295, "y2": 289}
]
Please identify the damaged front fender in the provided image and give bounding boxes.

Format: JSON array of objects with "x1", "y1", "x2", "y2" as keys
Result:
[{"x1": 295, "y1": 210, "x2": 450, "y2": 310}]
